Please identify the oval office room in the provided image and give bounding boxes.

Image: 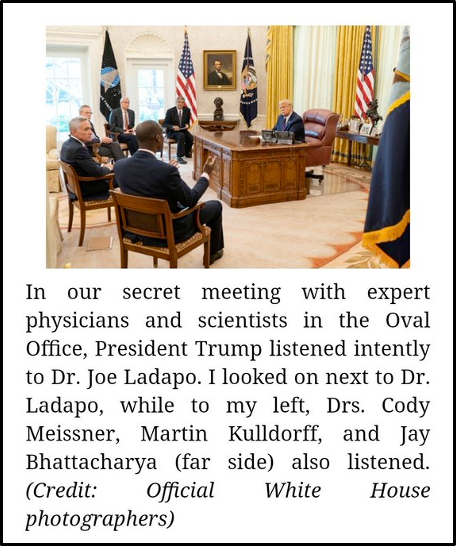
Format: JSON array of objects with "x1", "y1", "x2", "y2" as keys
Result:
[{"x1": 43, "y1": 22, "x2": 414, "y2": 269}]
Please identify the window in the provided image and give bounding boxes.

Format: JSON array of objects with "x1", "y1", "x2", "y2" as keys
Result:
[
  {"x1": 138, "y1": 68, "x2": 165, "y2": 122},
  {"x1": 127, "y1": 59, "x2": 175, "y2": 123},
  {"x1": 46, "y1": 47, "x2": 89, "y2": 141}
]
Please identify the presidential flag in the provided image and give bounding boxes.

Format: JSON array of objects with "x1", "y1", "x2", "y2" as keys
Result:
[
  {"x1": 363, "y1": 27, "x2": 410, "y2": 268},
  {"x1": 99, "y1": 31, "x2": 121, "y2": 122},
  {"x1": 240, "y1": 30, "x2": 258, "y2": 127},
  {"x1": 176, "y1": 30, "x2": 197, "y2": 125},
  {"x1": 355, "y1": 26, "x2": 375, "y2": 120}
]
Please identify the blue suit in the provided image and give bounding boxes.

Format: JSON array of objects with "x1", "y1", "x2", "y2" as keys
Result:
[
  {"x1": 60, "y1": 136, "x2": 112, "y2": 198},
  {"x1": 114, "y1": 151, "x2": 223, "y2": 252},
  {"x1": 272, "y1": 111, "x2": 305, "y2": 142}
]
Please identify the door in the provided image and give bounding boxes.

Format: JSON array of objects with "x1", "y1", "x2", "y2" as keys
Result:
[{"x1": 127, "y1": 59, "x2": 175, "y2": 123}]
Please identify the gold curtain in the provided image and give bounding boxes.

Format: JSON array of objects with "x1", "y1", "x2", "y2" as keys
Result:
[
  {"x1": 332, "y1": 26, "x2": 378, "y2": 166},
  {"x1": 266, "y1": 26, "x2": 294, "y2": 128}
]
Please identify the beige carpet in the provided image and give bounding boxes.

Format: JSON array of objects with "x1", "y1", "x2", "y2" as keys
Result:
[{"x1": 56, "y1": 162, "x2": 372, "y2": 269}]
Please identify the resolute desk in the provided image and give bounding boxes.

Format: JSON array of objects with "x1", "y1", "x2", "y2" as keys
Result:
[{"x1": 193, "y1": 128, "x2": 308, "y2": 208}]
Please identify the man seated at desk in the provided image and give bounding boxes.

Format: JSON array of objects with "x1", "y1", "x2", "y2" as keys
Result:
[{"x1": 272, "y1": 99, "x2": 305, "y2": 142}]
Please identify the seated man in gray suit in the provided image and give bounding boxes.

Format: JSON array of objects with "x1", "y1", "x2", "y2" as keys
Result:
[
  {"x1": 79, "y1": 105, "x2": 125, "y2": 162},
  {"x1": 114, "y1": 120, "x2": 224, "y2": 265},
  {"x1": 108, "y1": 97, "x2": 139, "y2": 155},
  {"x1": 60, "y1": 116, "x2": 114, "y2": 198}
]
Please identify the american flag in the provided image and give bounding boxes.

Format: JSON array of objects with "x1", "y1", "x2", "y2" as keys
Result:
[
  {"x1": 176, "y1": 30, "x2": 197, "y2": 125},
  {"x1": 355, "y1": 26, "x2": 375, "y2": 120}
]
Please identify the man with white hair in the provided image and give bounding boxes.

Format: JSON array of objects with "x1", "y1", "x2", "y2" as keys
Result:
[{"x1": 108, "y1": 97, "x2": 139, "y2": 155}]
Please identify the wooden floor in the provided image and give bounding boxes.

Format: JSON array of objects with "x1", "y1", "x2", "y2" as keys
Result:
[{"x1": 55, "y1": 162, "x2": 376, "y2": 269}]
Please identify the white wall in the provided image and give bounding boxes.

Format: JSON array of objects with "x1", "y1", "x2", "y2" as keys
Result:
[{"x1": 47, "y1": 25, "x2": 268, "y2": 131}]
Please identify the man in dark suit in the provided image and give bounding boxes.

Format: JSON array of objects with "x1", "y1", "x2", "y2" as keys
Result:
[
  {"x1": 163, "y1": 97, "x2": 193, "y2": 164},
  {"x1": 79, "y1": 105, "x2": 125, "y2": 161},
  {"x1": 114, "y1": 120, "x2": 224, "y2": 264},
  {"x1": 60, "y1": 116, "x2": 114, "y2": 198},
  {"x1": 108, "y1": 97, "x2": 139, "y2": 155},
  {"x1": 208, "y1": 60, "x2": 232, "y2": 85},
  {"x1": 272, "y1": 99, "x2": 305, "y2": 142}
]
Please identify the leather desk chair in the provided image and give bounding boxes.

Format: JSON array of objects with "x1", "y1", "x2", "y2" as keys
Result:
[{"x1": 303, "y1": 109, "x2": 340, "y2": 183}]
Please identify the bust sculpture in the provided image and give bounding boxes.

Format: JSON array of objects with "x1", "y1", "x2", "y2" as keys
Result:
[{"x1": 213, "y1": 97, "x2": 224, "y2": 120}]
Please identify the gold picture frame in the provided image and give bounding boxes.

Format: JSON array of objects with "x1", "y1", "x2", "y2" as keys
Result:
[{"x1": 204, "y1": 51, "x2": 236, "y2": 90}]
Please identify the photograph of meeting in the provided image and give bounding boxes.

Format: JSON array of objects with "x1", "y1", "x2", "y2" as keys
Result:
[{"x1": 46, "y1": 25, "x2": 410, "y2": 269}]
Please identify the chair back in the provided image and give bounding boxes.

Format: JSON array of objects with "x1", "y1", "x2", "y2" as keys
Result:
[
  {"x1": 110, "y1": 189, "x2": 176, "y2": 247},
  {"x1": 60, "y1": 161, "x2": 83, "y2": 201},
  {"x1": 158, "y1": 119, "x2": 176, "y2": 159},
  {"x1": 110, "y1": 188, "x2": 211, "y2": 268},
  {"x1": 303, "y1": 109, "x2": 340, "y2": 167},
  {"x1": 103, "y1": 122, "x2": 129, "y2": 157}
]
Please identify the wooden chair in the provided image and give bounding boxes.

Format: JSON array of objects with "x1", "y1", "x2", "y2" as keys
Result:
[
  {"x1": 158, "y1": 119, "x2": 177, "y2": 160},
  {"x1": 103, "y1": 123, "x2": 129, "y2": 157},
  {"x1": 86, "y1": 142, "x2": 109, "y2": 164},
  {"x1": 110, "y1": 188, "x2": 211, "y2": 268},
  {"x1": 60, "y1": 161, "x2": 115, "y2": 247}
]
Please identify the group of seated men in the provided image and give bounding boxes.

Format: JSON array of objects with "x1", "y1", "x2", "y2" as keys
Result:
[{"x1": 59, "y1": 97, "x2": 305, "y2": 267}]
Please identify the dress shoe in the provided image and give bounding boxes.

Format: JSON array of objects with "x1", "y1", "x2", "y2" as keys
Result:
[
  {"x1": 210, "y1": 249, "x2": 224, "y2": 265},
  {"x1": 177, "y1": 157, "x2": 187, "y2": 164}
]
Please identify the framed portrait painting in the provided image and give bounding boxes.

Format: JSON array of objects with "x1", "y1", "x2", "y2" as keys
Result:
[{"x1": 204, "y1": 51, "x2": 236, "y2": 90}]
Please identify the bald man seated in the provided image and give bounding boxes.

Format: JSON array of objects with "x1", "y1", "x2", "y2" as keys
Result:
[{"x1": 114, "y1": 120, "x2": 224, "y2": 264}]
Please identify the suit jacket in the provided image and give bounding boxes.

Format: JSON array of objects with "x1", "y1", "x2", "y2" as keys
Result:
[
  {"x1": 272, "y1": 111, "x2": 305, "y2": 142},
  {"x1": 60, "y1": 136, "x2": 111, "y2": 197},
  {"x1": 208, "y1": 71, "x2": 231, "y2": 85},
  {"x1": 87, "y1": 121, "x2": 101, "y2": 143},
  {"x1": 163, "y1": 106, "x2": 191, "y2": 133},
  {"x1": 114, "y1": 150, "x2": 208, "y2": 244},
  {"x1": 109, "y1": 107, "x2": 135, "y2": 134}
]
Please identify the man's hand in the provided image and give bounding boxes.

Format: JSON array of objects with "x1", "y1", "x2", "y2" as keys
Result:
[
  {"x1": 202, "y1": 156, "x2": 216, "y2": 175},
  {"x1": 101, "y1": 136, "x2": 113, "y2": 144},
  {"x1": 172, "y1": 125, "x2": 181, "y2": 131}
]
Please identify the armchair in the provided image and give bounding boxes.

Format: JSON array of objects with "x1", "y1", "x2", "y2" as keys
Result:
[
  {"x1": 60, "y1": 161, "x2": 115, "y2": 247},
  {"x1": 110, "y1": 189, "x2": 211, "y2": 268},
  {"x1": 158, "y1": 119, "x2": 177, "y2": 160},
  {"x1": 103, "y1": 123, "x2": 129, "y2": 157},
  {"x1": 303, "y1": 109, "x2": 340, "y2": 184},
  {"x1": 46, "y1": 125, "x2": 61, "y2": 192}
]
